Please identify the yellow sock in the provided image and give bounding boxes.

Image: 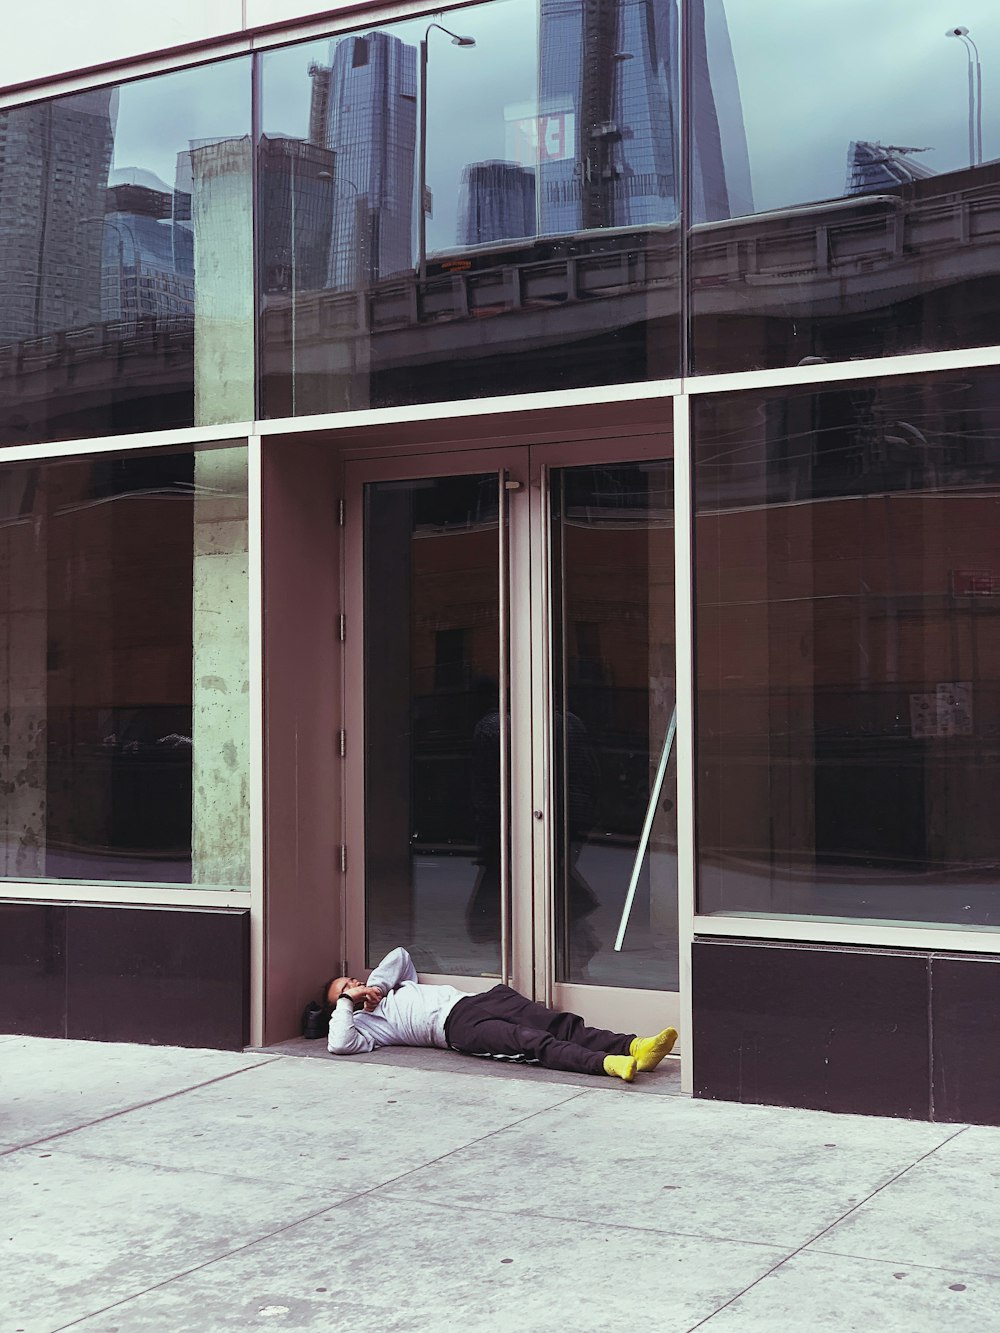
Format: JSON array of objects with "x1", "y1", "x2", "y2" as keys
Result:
[
  {"x1": 603, "y1": 1054, "x2": 637, "y2": 1082},
  {"x1": 629, "y1": 1027, "x2": 678, "y2": 1072}
]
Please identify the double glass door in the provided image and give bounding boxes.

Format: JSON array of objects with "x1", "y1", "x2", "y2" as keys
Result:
[{"x1": 344, "y1": 438, "x2": 678, "y2": 1031}]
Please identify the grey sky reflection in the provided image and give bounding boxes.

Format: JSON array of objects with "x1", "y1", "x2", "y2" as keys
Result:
[
  {"x1": 113, "y1": 58, "x2": 251, "y2": 186},
  {"x1": 726, "y1": 0, "x2": 1000, "y2": 212}
]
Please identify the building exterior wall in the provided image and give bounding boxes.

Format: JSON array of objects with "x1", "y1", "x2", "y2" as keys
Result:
[{"x1": 0, "y1": 0, "x2": 999, "y2": 1098}]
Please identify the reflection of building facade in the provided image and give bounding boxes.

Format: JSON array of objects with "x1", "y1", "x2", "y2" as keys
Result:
[
  {"x1": 847, "y1": 140, "x2": 935, "y2": 195},
  {"x1": 258, "y1": 136, "x2": 336, "y2": 293},
  {"x1": 309, "y1": 31, "x2": 417, "y2": 286},
  {"x1": 458, "y1": 160, "x2": 536, "y2": 246},
  {"x1": 537, "y1": 0, "x2": 751, "y2": 233},
  {"x1": 0, "y1": 88, "x2": 116, "y2": 342},
  {"x1": 102, "y1": 173, "x2": 194, "y2": 323}
]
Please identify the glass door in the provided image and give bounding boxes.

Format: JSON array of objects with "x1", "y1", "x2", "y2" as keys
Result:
[
  {"x1": 344, "y1": 449, "x2": 530, "y2": 990},
  {"x1": 345, "y1": 435, "x2": 678, "y2": 1034},
  {"x1": 530, "y1": 439, "x2": 679, "y2": 1034}
]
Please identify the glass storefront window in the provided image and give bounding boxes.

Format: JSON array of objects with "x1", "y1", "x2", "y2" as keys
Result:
[
  {"x1": 695, "y1": 369, "x2": 1000, "y2": 928},
  {"x1": 258, "y1": 0, "x2": 682, "y2": 416},
  {"x1": 0, "y1": 59, "x2": 252, "y2": 448},
  {"x1": 0, "y1": 444, "x2": 250, "y2": 888},
  {"x1": 692, "y1": 0, "x2": 1000, "y2": 373}
]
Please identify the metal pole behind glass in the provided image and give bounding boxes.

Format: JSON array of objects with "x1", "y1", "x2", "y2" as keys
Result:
[{"x1": 614, "y1": 706, "x2": 677, "y2": 952}]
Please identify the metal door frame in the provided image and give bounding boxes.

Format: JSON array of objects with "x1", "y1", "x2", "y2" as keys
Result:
[
  {"x1": 343, "y1": 432, "x2": 679, "y2": 1038},
  {"x1": 527, "y1": 434, "x2": 679, "y2": 1038},
  {"x1": 343, "y1": 445, "x2": 532, "y2": 994}
]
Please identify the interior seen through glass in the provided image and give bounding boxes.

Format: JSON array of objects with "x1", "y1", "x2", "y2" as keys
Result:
[
  {"x1": 363, "y1": 459, "x2": 677, "y2": 989},
  {"x1": 551, "y1": 462, "x2": 678, "y2": 989},
  {"x1": 0, "y1": 446, "x2": 250, "y2": 888},
  {"x1": 695, "y1": 369, "x2": 1000, "y2": 928}
]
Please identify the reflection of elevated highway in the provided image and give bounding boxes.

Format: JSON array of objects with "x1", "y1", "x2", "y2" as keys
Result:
[
  {"x1": 265, "y1": 159, "x2": 1000, "y2": 400},
  {"x1": 0, "y1": 317, "x2": 194, "y2": 443},
  {"x1": 3, "y1": 161, "x2": 1000, "y2": 439}
]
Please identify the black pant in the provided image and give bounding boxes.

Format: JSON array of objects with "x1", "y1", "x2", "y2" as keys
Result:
[{"x1": 445, "y1": 985, "x2": 634, "y2": 1076}]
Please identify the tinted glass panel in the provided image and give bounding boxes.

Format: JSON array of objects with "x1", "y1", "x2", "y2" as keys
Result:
[
  {"x1": 364, "y1": 473, "x2": 503, "y2": 974},
  {"x1": 0, "y1": 60, "x2": 251, "y2": 447},
  {"x1": 551, "y1": 460, "x2": 677, "y2": 988},
  {"x1": 692, "y1": 1, "x2": 1000, "y2": 373},
  {"x1": 259, "y1": 0, "x2": 683, "y2": 416},
  {"x1": 695, "y1": 370, "x2": 1000, "y2": 928},
  {"x1": 0, "y1": 446, "x2": 249, "y2": 887}
]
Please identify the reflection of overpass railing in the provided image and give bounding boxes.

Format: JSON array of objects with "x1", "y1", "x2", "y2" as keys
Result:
[
  {"x1": 263, "y1": 223, "x2": 681, "y2": 361},
  {"x1": 0, "y1": 316, "x2": 195, "y2": 427},
  {"x1": 3, "y1": 167, "x2": 1000, "y2": 412},
  {"x1": 265, "y1": 175, "x2": 1000, "y2": 359}
]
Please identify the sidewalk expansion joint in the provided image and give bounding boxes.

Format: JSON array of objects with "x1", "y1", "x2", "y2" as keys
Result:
[
  {"x1": 683, "y1": 1122, "x2": 973, "y2": 1332},
  {"x1": 1, "y1": 1055, "x2": 285, "y2": 1159},
  {"x1": 51, "y1": 1084, "x2": 593, "y2": 1332}
]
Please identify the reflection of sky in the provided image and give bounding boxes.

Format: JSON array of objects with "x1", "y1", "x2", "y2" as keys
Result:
[
  {"x1": 112, "y1": 58, "x2": 252, "y2": 188},
  {"x1": 725, "y1": 0, "x2": 1000, "y2": 212},
  {"x1": 262, "y1": 0, "x2": 537, "y2": 255}
]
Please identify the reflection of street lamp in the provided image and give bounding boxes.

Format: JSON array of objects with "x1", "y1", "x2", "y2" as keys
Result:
[
  {"x1": 946, "y1": 25, "x2": 983, "y2": 166},
  {"x1": 334, "y1": 177, "x2": 366, "y2": 288},
  {"x1": 80, "y1": 215, "x2": 138, "y2": 330},
  {"x1": 418, "y1": 22, "x2": 476, "y2": 283}
]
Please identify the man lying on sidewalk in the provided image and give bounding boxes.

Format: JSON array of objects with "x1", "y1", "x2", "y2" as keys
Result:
[{"x1": 324, "y1": 947, "x2": 677, "y2": 1083}]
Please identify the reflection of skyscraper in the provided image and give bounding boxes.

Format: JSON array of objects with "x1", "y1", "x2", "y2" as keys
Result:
[
  {"x1": 310, "y1": 31, "x2": 417, "y2": 287},
  {"x1": 693, "y1": 0, "x2": 753, "y2": 221},
  {"x1": 258, "y1": 136, "x2": 336, "y2": 293},
  {"x1": 0, "y1": 88, "x2": 116, "y2": 342},
  {"x1": 102, "y1": 170, "x2": 194, "y2": 323},
  {"x1": 537, "y1": 0, "x2": 751, "y2": 233},
  {"x1": 847, "y1": 141, "x2": 935, "y2": 195},
  {"x1": 458, "y1": 161, "x2": 536, "y2": 246}
]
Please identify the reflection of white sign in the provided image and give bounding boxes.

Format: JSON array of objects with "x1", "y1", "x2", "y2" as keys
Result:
[
  {"x1": 909, "y1": 682, "x2": 973, "y2": 738},
  {"x1": 938, "y1": 681, "x2": 973, "y2": 736},
  {"x1": 507, "y1": 111, "x2": 576, "y2": 165}
]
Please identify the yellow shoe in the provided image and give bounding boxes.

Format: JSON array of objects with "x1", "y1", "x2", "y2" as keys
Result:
[
  {"x1": 630, "y1": 1027, "x2": 678, "y2": 1072},
  {"x1": 603, "y1": 1054, "x2": 637, "y2": 1082}
]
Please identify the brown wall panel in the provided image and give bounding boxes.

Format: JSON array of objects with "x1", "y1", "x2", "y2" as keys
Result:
[
  {"x1": 0, "y1": 902, "x2": 66, "y2": 1037},
  {"x1": 693, "y1": 938, "x2": 931, "y2": 1119},
  {"x1": 262, "y1": 437, "x2": 342, "y2": 1043},
  {"x1": 66, "y1": 905, "x2": 249, "y2": 1049}
]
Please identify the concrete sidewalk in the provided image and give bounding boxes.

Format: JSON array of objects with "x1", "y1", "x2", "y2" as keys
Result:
[{"x1": 2, "y1": 1035, "x2": 999, "y2": 1332}]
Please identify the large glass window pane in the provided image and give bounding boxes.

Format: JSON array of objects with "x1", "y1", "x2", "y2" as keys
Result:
[
  {"x1": 695, "y1": 370, "x2": 1000, "y2": 929},
  {"x1": 259, "y1": 0, "x2": 681, "y2": 416},
  {"x1": 0, "y1": 444, "x2": 250, "y2": 887},
  {"x1": 0, "y1": 59, "x2": 252, "y2": 448},
  {"x1": 551, "y1": 460, "x2": 677, "y2": 988},
  {"x1": 692, "y1": 1, "x2": 1000, "y2": 373}
]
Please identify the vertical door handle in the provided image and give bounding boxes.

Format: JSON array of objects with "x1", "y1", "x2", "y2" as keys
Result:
[{"x1": 498, "y1": 468, "x2": 512, "y2": 987}]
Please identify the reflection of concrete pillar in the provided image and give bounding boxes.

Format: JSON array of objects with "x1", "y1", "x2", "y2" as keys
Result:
[
  {"x1": 191, "y1": 448, "x2": 249, "y2": 887},
  {"x1": 0, "y1": 469, "x2": 47, "y2": 876},
  {"x1": 189, "y1": 135, "x2": 252, "y2": 887},
  {"x1": 191, "y1": 136, "x2": 254, "y2": 426}
]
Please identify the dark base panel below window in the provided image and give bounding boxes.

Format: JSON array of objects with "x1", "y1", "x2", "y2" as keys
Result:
[
  {"x1": 0, "y1": 901, "x2": 249, "y2": 1050},
  {"x1": 693, "y1": 938, "x2": 1000, "y2": 1125}
]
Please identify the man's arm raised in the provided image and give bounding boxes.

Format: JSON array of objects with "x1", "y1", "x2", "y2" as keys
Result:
[{"x1": 365, "y1": 947, "x2": 418, "y2": 998}]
